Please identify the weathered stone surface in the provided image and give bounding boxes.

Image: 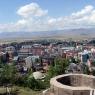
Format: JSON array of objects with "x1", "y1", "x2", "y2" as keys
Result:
[
  {"x1": 50, "y1": 74, "x2": 95, "y2": 95},
  {"x1": 73, "y1": 90, "x2": 90, "y2": 95}
]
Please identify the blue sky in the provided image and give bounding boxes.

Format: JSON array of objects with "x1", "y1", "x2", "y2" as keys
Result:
[{"x1": 0, "y1": 0, "x2": 95, "y2": 32}]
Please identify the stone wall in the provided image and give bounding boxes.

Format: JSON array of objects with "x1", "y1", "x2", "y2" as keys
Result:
[{"x1": 50, "y1": 74, "x2": 95, "y2": 95}]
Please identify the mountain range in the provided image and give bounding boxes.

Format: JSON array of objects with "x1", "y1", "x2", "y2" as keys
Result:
[{"x1": 0, "y1": 28, "x2": 95, "y2": 41}]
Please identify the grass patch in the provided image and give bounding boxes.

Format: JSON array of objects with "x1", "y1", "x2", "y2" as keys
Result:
[{"x1": 0, "y1": 86, "x2": 42, "y2": 95}]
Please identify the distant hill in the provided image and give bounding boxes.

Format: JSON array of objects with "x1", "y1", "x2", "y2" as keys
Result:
[{"x1": 0, "y1": 28, "x2": 95, "y2": 40}]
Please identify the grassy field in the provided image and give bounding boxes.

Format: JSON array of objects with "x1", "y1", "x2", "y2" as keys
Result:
[
  {"x1": 18, "y1": 87, "x2": 42, "y2": 95},
  {"x1": 0, "y1": 86, "x2": 42, "y2": 95}
]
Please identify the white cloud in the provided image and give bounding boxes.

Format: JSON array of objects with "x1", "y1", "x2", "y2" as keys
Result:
[
  {"x1": 71, "y1": 5, "x2": 93, "y2": 18},
  {"x1": 0, "y1": 4, "x2": 95, "y2": 32},
  {"x1": 48, "y1": 18, "x2": 57, "y2": 25},
  {"x1": 17, "y1": 3, "x2": 48, "y2": 18},
  {"x1": 61, "y1": 5, "x2": 95, "y2": 28}
]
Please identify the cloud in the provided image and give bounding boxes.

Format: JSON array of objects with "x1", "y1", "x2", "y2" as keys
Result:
[
  {"x1": 71, "y1": 5, "x2": 93, "y2": 18},
  {"x1": 17, "y1": 3, "x2": 48, "y2": 18},
  {"x1": 61, "y1": 5, "x2": 95, "y2": 28},
  {"x1": 0, "y1": 4, "x2": 95, "y2": 32}
]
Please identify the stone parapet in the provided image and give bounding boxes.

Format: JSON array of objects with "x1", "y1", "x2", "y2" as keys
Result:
[{"x1": 50, "y1": 74, "x2": 95, "y2": 95}]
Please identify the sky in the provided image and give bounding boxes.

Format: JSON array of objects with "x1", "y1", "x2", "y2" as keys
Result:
[{"x1": 0, "y1": 0, "x2": 95, "y2": 32}]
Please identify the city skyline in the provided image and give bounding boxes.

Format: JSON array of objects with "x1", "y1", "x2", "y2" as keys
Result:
[{"x1": 0, "y1": 0, "x2": 95, "y2": 32}]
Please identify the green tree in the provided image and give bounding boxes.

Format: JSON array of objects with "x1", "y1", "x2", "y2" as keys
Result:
[
  {"x1": 45, "y1": 58, "x2": 69, "y2": 87},
  {"x1": 54, "y1": 58, "x2": 69, "y2": 74},
  {"x1": 26, "y1": 76, "x2": 46, "y2": 90},
  {"x1": 0, "y1": 64, "x2": 17, "y2": 85}
]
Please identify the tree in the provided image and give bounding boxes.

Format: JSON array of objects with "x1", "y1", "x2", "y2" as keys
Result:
[
  {"x1": 54, "y1": 58, "x2": 69, "y2": 74},
  {"x1": 26, "y1": 75, "x2": 46, "y2": 90},
  {"x1": 0, "y1": 64, "x2": 17, "y2": 85},
  {"x1": 46, "y1": 65, "x2": 57, "y2": 80},
  {"x1": 45, "y1": 58, "x2": 69, "y2": 87}
]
